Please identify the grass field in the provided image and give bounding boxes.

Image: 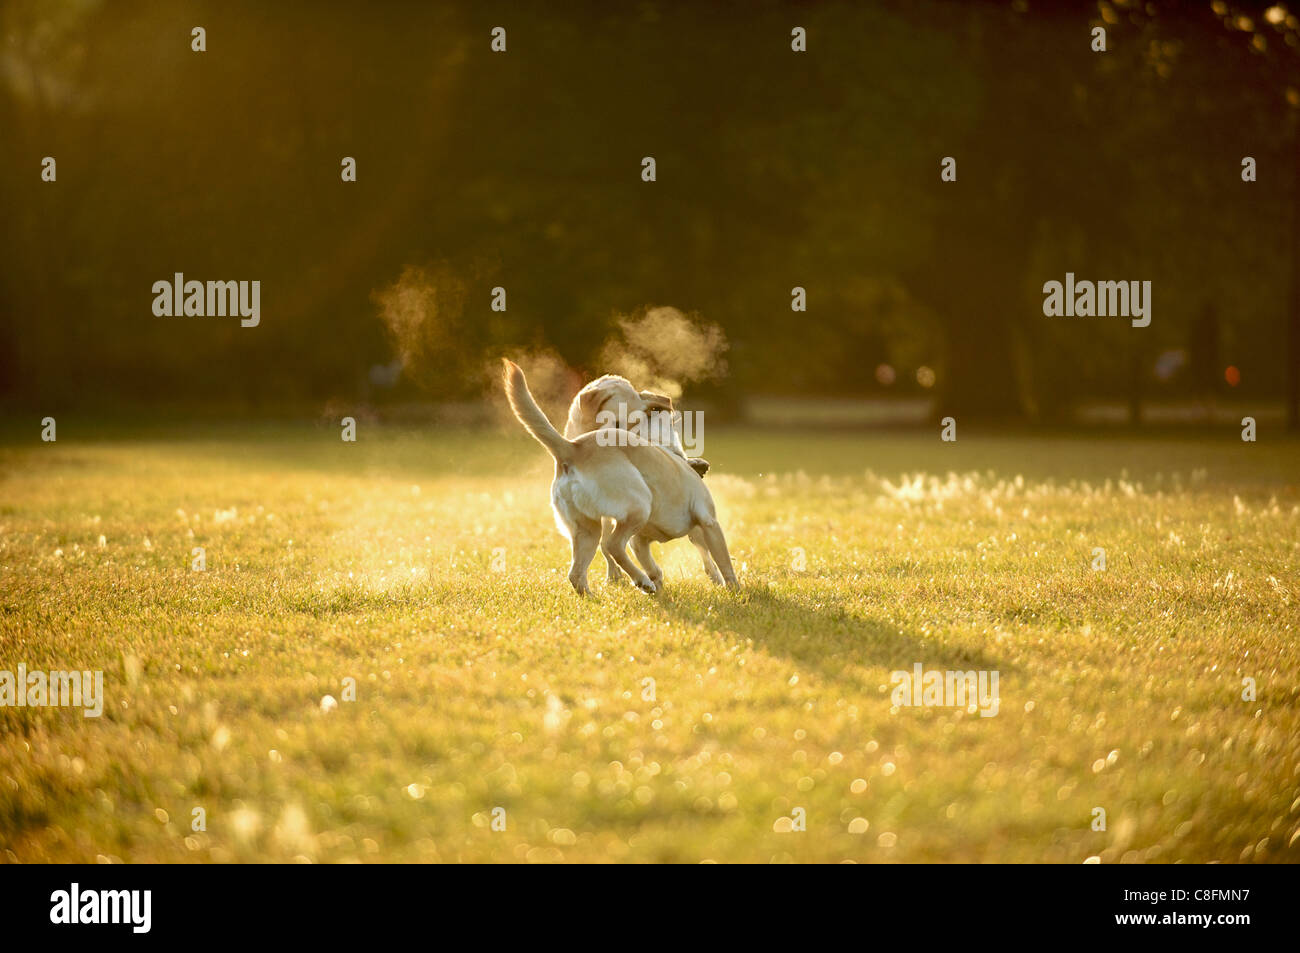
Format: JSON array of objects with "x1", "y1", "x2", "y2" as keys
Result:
[{"x1": 1, "y1": 422, "x2": 1297, "y2": 863}]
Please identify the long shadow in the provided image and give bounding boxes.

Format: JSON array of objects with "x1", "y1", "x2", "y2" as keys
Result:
[
  {"x1": 652, "y1": 582, "x2": 1012, "y2": 695},
  {"x1": 268, "y1": 566, "x2": 1013, "y2": 698}
]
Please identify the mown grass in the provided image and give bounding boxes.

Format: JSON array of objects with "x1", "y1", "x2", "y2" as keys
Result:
[{"x1": 0, "y1": 422, "x2": 1297, "y2": 863}]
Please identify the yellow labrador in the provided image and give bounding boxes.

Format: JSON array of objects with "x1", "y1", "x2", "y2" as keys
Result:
[
  {"x1": 503, "y1": 359, "x2": 738, "y2": 594},
  {"x1": 563, "y1": 374, "x2": 721, "y2": 585},
  {"x1": 563, "y1": 374, "x2": 709, "y2": 476}
]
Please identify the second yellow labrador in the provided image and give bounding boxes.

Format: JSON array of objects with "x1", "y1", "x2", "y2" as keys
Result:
[
  {"x1": 503, "y1": 359, "x2": 738, "y2": 595},
  {"x1": 563, "y1": 374, "x2": 720, "y2": 585},
  {"x1": 563, "y1": 374, "x2": 709, "y2": 476}
]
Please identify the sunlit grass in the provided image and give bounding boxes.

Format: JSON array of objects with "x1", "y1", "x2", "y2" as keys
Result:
[{"x1": 0, "y1": 425, "x2": 1297, "y2": 862}]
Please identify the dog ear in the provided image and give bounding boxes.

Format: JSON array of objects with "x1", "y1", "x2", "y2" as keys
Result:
[
  {"x1": 579, "y1": 385, "x2": 608, "y2": 420},
  {"x1": 639, "y1": 390, "x2": 673, "y2": 412}
]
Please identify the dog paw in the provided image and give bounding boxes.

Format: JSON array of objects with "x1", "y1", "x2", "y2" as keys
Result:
[{"x1": 636, "y1": 579, "x2": 658, "y2": 595}]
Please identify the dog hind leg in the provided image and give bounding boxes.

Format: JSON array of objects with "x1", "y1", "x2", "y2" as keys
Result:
[
  {"x1": 697, "y1": 519, "x2": 738, "y2": 589},
  {"x1": 688, "y1": 526, "x2": 724, "y2": 584},
  {"x1": 603, "y1": 515, "x2": 656, "y2": 593},
  {"x1": 630, "y1": 535, "x2": 664, "y2": 592},
  {"x1": 568, "y1": 518, "x2": 602, "y2": 595},
  {"x1": 600, "y1": 516, "x2": 625, "y2": 584}
]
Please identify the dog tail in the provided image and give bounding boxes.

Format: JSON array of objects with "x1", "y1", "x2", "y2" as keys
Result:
[{"x1": 502, "y1": 359, "x2": 575, "y2": 465}]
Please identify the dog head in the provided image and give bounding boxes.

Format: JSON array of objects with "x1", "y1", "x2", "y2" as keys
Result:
[
  {"x1": 636, "y1": 390, "x2": 674, "y2": 414},
  {"x1": 564, "y1": 374, "x2": 664, "y2": 437},
  {"x1": 564, "y1": 374, "x2": 703, "y2": 470}
]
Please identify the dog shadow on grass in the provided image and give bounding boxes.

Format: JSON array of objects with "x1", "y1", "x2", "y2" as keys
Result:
[{"x1": 651, "y1": 580, "x2": 1011, "y2": 695}]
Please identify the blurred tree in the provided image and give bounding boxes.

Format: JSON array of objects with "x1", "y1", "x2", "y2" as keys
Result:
[{"x1": 0, "y1": 0, "x2": 1293, "y2": 423}]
